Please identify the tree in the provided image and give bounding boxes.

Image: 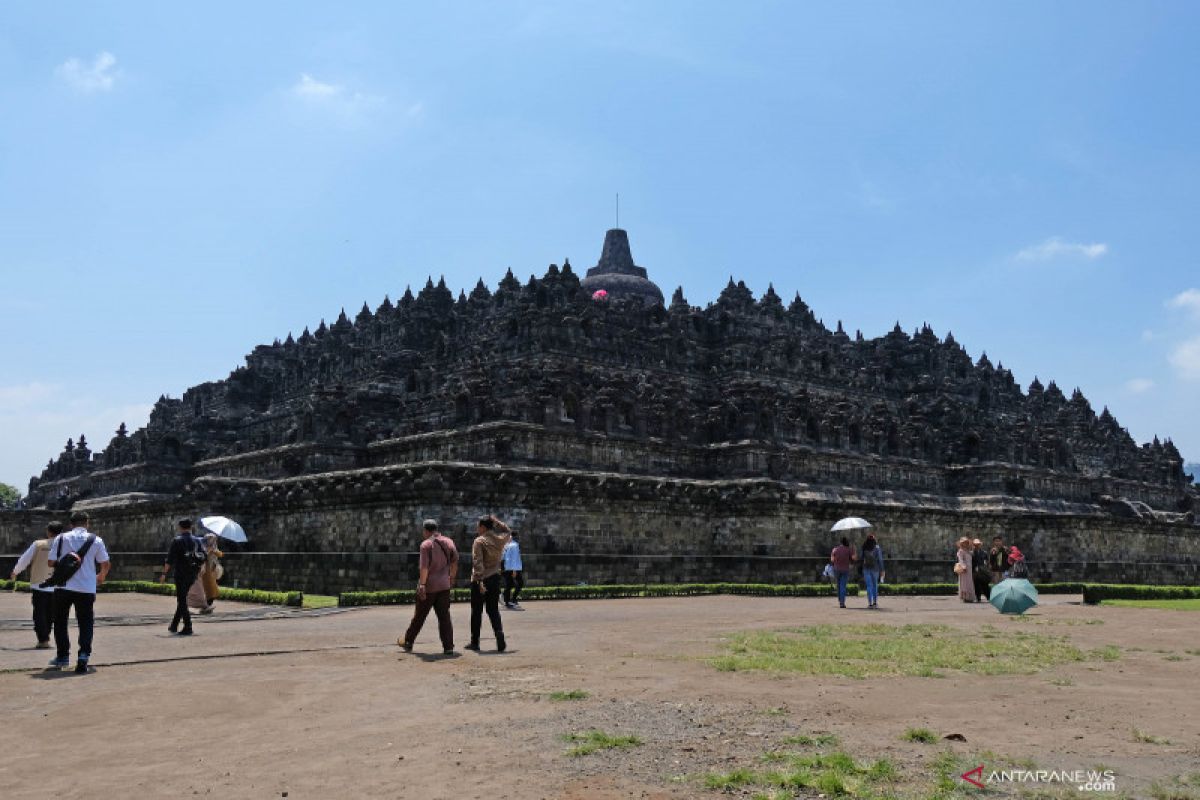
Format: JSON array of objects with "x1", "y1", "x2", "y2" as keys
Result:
[{"x1": 0, "y1": 482, "x2": 22, "y2": 509}]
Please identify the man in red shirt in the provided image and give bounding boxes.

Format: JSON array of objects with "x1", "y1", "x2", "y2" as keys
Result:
[
  {"x1": 830, "y1": 537, "x2": 856, "y2": 608},
  {"x1": 399, "y1": 519, "x2": 459, "y2": 655}
]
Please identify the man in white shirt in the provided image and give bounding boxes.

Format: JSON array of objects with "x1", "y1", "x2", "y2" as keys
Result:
[
  {"x1": 9, "y1": 521, "x2": 63, "y2": 648},
  {"x1": 46, "y1": 510, "x2": 111, "y2": 672}
]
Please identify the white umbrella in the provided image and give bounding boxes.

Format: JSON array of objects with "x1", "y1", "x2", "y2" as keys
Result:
[
  {"x1": 200, "y1": 516, "x2": 248, "y2": 543},
  {"x1": 831, "y1": 517, "x2": 872, "y2": 532}
]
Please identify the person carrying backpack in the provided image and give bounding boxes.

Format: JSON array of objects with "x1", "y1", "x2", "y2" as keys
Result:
[
  {"x1": 45, "y1": 510, "x2": 111, "y2": 672},
  {"x1": 159, "y1": 519, "x2": 206, "y2": 636},
  {"x1": 859, "y1": 534, "x2": 885, "y2": 609},
  {"x1": 399, "y1": 519, "x2": 459, "y2": 654}
]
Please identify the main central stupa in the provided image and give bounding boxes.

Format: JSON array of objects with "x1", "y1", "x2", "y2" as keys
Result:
[{"x1": 579, "y1": 228, "x2": 664, "y2": 306}]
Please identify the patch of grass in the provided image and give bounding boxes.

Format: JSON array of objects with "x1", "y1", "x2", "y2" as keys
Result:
[
  {"x1": 301, "y1": 593, "x2": 338, "y2": 609},
  {"x1": 563, "y1": 730, "x2": 642, "y2": 756},
  {"x1": 902, "y1": 727, "x2": 939, "y2": 743},
  {"x1": 710, "y1": 624, "x2": 1087, "y2": 678},
  {"x1": 1048, "y1": 676, "x2": 1075, "y2": 686},
  {"x1": 814, "y1": 771, "x2": 848, "y2": 796},
  {"x1": 703, "y1": 750, "x2": 906, "y2": 798},
  {"x1": 703, "y1": 767, "x2": 757, "y2": 789},
  {"x1": 548, "y1": 689, "x2": 589, "y2": 701},
  {"x1": 866, "y1": 759, "x2": 898, "y2": 781},
  {"x1": 1132, "y1": 728, "x2": 1171, "y2": 745},
  {"x1": 782, "y1": 733, "x2": 839, "y2": 747},
  {"x1": 762, "y1": 706, "x2": 787, "y2": 716},
  {"x1": 1088, "y1": 645, "x2": 1121, "y2": 662},
  {"x1": 1149, "y1": 780, "x2": 1200, "y2": 800},
  {"x1": 1165, "y1": 654, "x2": 1185, "y2": 662},
  {"x1": 1104, "y1": 598, "x2": 1200, "y2": 611}
]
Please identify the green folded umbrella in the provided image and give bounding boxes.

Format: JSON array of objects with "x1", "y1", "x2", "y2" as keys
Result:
[{"x1": 989, "y1": 578, "x2": 1039, "y2": 615}]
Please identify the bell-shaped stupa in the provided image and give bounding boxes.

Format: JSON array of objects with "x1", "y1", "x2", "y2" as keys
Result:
[{"x1": 579, "y1": 228, "x2": 664, "y2": 306}]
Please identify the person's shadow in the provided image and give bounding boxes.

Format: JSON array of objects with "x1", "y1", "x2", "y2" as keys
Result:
[
  {"x1": 31, "y1": 666, "x2": 94, "y2": 679},
  {"x1": 406, "y1": 652, "x2": 461, "y2": 663}
]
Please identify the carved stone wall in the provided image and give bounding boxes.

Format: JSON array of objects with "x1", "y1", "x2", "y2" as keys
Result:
[{"x1": 5, "y1": 465, "x2": 1196, "y2": 593}]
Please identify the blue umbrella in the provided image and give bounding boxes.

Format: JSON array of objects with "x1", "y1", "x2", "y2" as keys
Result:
[{"x1": 989, "y1": 578, "x2": 1039, "y2": 615}]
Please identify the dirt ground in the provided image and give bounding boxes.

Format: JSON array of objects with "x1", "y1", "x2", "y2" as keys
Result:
[{"x1": 1, "y1": 590, "x2": 1197, "y2": 799}]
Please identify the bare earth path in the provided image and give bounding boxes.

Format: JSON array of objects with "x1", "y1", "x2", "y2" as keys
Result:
[{"x1": 1, "y1": 592, "x2": 1197, "y2": 799}]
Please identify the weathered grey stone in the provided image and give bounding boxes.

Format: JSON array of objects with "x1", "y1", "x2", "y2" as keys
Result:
[{"x1": 7, "y1": 228, "x2": 1197, "y2": 590}]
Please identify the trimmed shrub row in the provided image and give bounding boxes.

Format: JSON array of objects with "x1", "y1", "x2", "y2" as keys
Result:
[
  {"x1": 339, "y1": 582, "x2": 852, "y2": 607},
  {"x1": 1082, "y1": 584, "x2": 1200, "y2": 605},
  {"x1": 879, "y1": 582, "x2": 1092, "y2": 596},
  {"x1": 0, "y1": 578, "x2": 301, "y2": 607},
  {"x1": 8, "y1": 578, "x2": 1187, "y2": 608}
]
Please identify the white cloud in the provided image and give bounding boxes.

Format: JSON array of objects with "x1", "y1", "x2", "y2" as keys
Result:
[
  {"x1": 1125, "y1": 377, "x2": 1155, "y2": 394},
  {"x1": 56, "y1": 51, "x2": 119, "y2": 92},
  {"x1": 288, "y1": 73, "x2": 387, "y2": 125},
  {"x1": 293, "y1": 73, "x2": 341, "y2": 99},
  {"x1": 1167, "y1": 288, "x2": 1200, "y2": 317},
  {"x1": 1169, "y1": 336, "x2": 1200, "y2": 381},
  {"x1": 1015, "y1": 237, "x2": 1108, "y2": 262},
  {"x1": 0, "y1": 382, "x2": 152, "y2": 492}
]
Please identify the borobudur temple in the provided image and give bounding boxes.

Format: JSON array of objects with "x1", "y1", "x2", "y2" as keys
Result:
[{"x1": 6, "y1": 229, "x2": 1197, "y2": 592}]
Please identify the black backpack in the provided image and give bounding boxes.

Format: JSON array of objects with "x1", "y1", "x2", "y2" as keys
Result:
[
  {"x1": 184, "y1": 535, "x2": 207, "y2": 570},
  {"x1": 40, "y1": 534, "x2": 96, "y2": 589}
]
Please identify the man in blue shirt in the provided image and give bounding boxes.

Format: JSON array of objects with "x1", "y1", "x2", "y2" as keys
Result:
[{"x1": 502, "y1": 531, "x2": 524, "y2": 610}]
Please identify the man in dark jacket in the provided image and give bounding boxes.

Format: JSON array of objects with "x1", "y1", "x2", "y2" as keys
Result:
[
  {"x1": 159, "y1": 519, "x2": 203, "y2": 635},
  {"x1": 971, "y1": 538, "x2": 990, "y2": 602},
  {"x1": 988, "y1": 536, "x2": 1010, "y2": 589}
]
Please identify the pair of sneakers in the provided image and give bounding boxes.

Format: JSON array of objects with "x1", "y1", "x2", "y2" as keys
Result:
[
  {"x1": 167, "y1": 624, "x2": 193, "y2": 635},
  {"x1": 504, "y1": 601, "x2": 522, "y2": 610},
  {"x1": 48, "y1": 654, "x2": 88, "y2": 673}
]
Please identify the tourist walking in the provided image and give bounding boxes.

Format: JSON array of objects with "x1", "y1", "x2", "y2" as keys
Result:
[
  {"x1": 830, "y1": 537, "x2": 856, "y2": 608},
  {"x1": 859, "y1": 534, "x2": 885, "y2": 609},
  {"x1": 971, "y1": 538, "x2": 990, "y2": 602},
  {"x1": 9, "y1": 521, "x2": 62, "y2": 648},
  {"x1": 1008, "y1": 545, "x2": 1029, "y2": 579},
  {"x1": 988, "y1": 536, "x2": 1009, "y2": 586},
  {"x1": 46, "y1": 511, "x2": 111, "y2": 672},
  {"x1": 954, "y1": 537, "x2": 976, "y2": 602},
  {"x1": 467, "y1": 515, "x2": 511, "y2": 652},
  {"x1": 159, "y1": 519, "x2": 205, "y2": 635},
  {"x1": 400, "y1": 519, "x2": 458, "y2": 654},
  {"x1": 502, "y1": 531, "x2": 524, "y2": 609},
  {"x1": 200, "y1": 532, "x2": 223, "y2": 612}
]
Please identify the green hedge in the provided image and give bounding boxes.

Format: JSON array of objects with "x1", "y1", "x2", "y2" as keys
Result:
[
  {"x1": 878, "y1": 582, "x2": 1091, "y2": 596},
  {"x1": 1083, "y1": 584, "x2": 1200, "y2": 605},
  {"x1": 0, "y1": 578, "x2": 301, "y2": 607},
  {"x1": 339, "y1": 582, "x2": 851, "y2": 607}
]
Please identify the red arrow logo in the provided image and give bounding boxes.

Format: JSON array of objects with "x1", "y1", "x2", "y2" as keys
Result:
[{"x1": 961, "y1": 765, "x2": 985, "y2": 788}]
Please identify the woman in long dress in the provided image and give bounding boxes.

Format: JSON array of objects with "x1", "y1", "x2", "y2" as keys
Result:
[
  {"x1": 955, "y1": 537, "x2": 976, "y2": 602},
  {"x1": 200, "y1": 533, "x2": 223, "y2": 608}
]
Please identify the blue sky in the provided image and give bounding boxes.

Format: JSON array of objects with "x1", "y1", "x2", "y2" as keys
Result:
[{"x1": 2, "y1": 1, "x2": 1198, "y2": 491}]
